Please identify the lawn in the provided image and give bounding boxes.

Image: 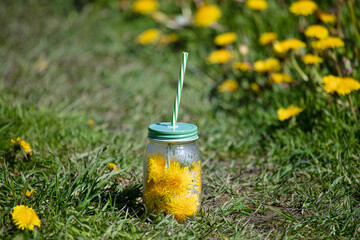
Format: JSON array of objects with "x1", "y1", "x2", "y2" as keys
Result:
[{"x1": 1, "y1": 0, "x2": 360, "y2": 239}]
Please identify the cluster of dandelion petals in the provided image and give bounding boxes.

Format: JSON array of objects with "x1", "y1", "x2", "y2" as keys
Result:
[
  {"x1": 233, "y1": 62, "x2": 251, "y2": 72},
  {"x1": 273, "y1": 39, "x2": 306, "y2": 54},
  {"x1": 26, "y1": 189, "x2": 34, "y2": 198},
  {"x1": 322, "y1": 75, "x2": 360, "y2": 95},
  {"x1": 107, "y1": 163, "x2": 119, "y2": 172},
  {"x1": 271, "y1": 73, "x2": 293, "y2": 83},
  {"x1": 11, "y1": 137, "x2": 33, "y2": 157},
  {"x1": 194, "y1": 5, "x2": 221, "y2": 27},
  {"x1": 259, "y1": 32, "x2": 277, "y2": 45},
  {"x1": 132, "y1": 0, "x2": 158, "y2": 15},
  {"x1": 144, "y1": 154, "x2": 201, "y2": 222},
  {"x1": 250, "y1": 83, "x2": 261, "y2": 92},
  {"x1": 217, "y1": 79, "x2": 239, "y2": 93},
  {"x1": 245, "y1": 0, "x2": 268, "y2": 11},
  {"x1": 214, "y1": 32, "x2": 237, "y2": 46},
  {"x1": 207, "y1": 49, "x2": 234, "y2": 64},
  {"x1": 11, "y1": 205, "x2": 41, "y2": 230},
  {"x1": 317, "y1": 11, "x2": 336, "y2": 24},
  {"x1": 289, "y1": 0, "x2": 318, "y2": 16},
  {"x1": 302, "y1": 54, "x2": 323, "y2": 65},
  {"x1": 254, "y1": 58, "x2": 280, "y2": 73},
  {"x1": 311, "y1": 37, "x2": 344, "y2": 50},
  {"x1": 305, "y1": 25, "x2": 329, "y2": 39},
  {"x1": 277, "y1": 105, "x2": 304, "y2": 121}
]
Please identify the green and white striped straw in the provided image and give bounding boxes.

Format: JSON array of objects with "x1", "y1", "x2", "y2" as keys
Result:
[{"x1": 171, "y1": 52, "x2": 188, "y2": 128}]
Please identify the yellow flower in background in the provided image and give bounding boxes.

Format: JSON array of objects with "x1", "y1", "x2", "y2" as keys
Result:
[
  {"x1": 322, "y1": 75, "x2": 341, "y2": 94},
  {"x1": 207, "y1": 49, "x2": 234, "y2": 64},
  {"x1": 301, "y1": 54, "x2": 323, "y2": 64},
  {"x1": 164, "y1": 193, "x2": 199, "y2": 222},
  {"x1": 233, "y1": 62, "x2": 251, "y2": 72},
  {"x1": 11, "y1": 137, "x2": 33, "y2": 157},
  {"x1": 250, "y1": 83, "x2": 261, "y2": 92},
  {"x1": 289, "y1": 0, "x2": 318, "y2": 16},
  {"x1": 26, "y1": 189, "x2": 34, "y2": 198},
  {"x1": 88, "y1": 119, "x2": 94, "y2": 126},
  {"x1": 214, "y1": 32, "x2": 237, "y2": 46},
  {"x1": 217, "y1": 79, "x2": 239, "y2": 93},
  {"x1": 271, "y1": 73, "x2": 293, "y2": 83},
  {"x1": 136, "y1": 29, "x2": 161, "y2": 45},
  {"x1": 160, "y1": 33, "x2": 179, "y2": 45},
  {"x1": 107, "y1": 163, "x2": 119, "y2": 172},
  {"x1": 312, "y1": 37, "x2": 344, "y2": 50},
  {"x1": 305, "y1": 25, "x2": 329, "y2": 39},
  {"x1": 259, "y1": 32, "x2": 277, "y2": 45},
  {"x1": 194, "y1": 5, "x2": 221, "y2": 27},
  {"x1": 277, "y1": 105, "x2": 303, "y2": 121},
  {"x1": 11, "y1": 205, "x2": 41, "y2": 230},
  {"x1": 245, "y1": 0, "x2": 268, "y2": 11},
  {"x1": 317, "y1": 11, "x2": 336, "y2": 24},
  {"x1": 254, "y1": 58, "x2": 280, "y2": 73},
  {"x1": 34, "y1": 59, "x2": 49, "y2": 72},
  {"x1": 132, "y1": 0, "x2": 158, "y2": 15},
  {"x1": 273, "y1": 39, "x2": 306, "y2": 54},
  {"x1": 322, "y1": 75, "x2": 360, "y2": 95},
  {"x1": 147, "y1": 154, "x2": 165, "y2": 182}
]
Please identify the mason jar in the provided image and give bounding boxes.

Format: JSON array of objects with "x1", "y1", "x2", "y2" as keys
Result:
[{"x1": 143, "y1": 122, "x2": 201, "y2": 222}]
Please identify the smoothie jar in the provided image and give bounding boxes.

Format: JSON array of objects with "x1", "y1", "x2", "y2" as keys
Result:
[{"x1": 143, "y1": 122, "x2": 201, "y2": 222}]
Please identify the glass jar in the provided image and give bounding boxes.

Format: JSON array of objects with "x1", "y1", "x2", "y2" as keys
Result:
[{"x1": 144, "y1": 122, "x2": 201, "y2": 222}]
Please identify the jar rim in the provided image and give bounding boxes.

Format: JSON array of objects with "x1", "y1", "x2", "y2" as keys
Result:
[{"x1": 148, "y1": 122, "x2": 198, "y2": 141}]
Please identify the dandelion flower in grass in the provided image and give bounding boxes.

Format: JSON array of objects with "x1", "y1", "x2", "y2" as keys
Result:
[
  {"x1": 317, "y1": 11, "x2": 336, "y2": 24},
  {"x1": 322, "y1": 75, "x2": 360, "y2": 95},
  {"x1": 107, "y1": 163, "x2": 119, "y2": 172},
  {"x1": 312, "y1": 37, "x2": 344, "y2": 50},
  {"x1": 259, "y1": 32, "x2": 277, "y2": 45},
  {"x1": 194, "y1": 5, "x2": 221, "y2": 27},
  {"x1": 136, "y1": 29, "x2": 161, "y2": 45},
  {"x1": 250, "y1": 83, "x2": 261, "y2": 92},
  {"x1": 245, "y1": 0, "x2": 268, "y2": 10},
  {"x1": 164, "y1": 193, "x2": 199, "y2": 222},
  {"x1": 301, "y1": 54, "x2": 323, "y2": 64},
  {"x1": 277, "y1": 105, "x2": 303, "y2": 121},
  {"x1": 289, "y1": 0, "x2": 317, "y2": 16},
  {"x1": 214, "y1": 32, "x2": 237, "y2": 46},
  {"x1": 305, "y1": 25, "x2": 329, "y2": 39},
  {"x1": 217, "y1": 79, "x2": 239, "y2": 93},
  {"x1": 273, "y1": 39, "x2": 306, "y2": 54},
  {"x1": 254, "y1": 58, "x2": 280, "y2": 73},
  {"x1": 26, "y1": 189, "x2": 34, "y2": 198},
  {"x1": 132, "y1": 0, "x2": 158, "y2": 15},
  {"x1": 11, "y1": 205, "x2": 41, "y2": 230},
  {"x1": 163, "y1": 161, "x2": 192, "y2": 195},
  {"x1": 88, "y1": 119, "x2": 94, "y2": 126},
  {"x1": 159, "y1": 33, "x2": 179, "y2": 45},
  {"x1": 322, "y1": 75, "x2": 341, "y2": 94},
  {"x1": 271, "y1": 73, "x2": 293, "y2": 83},
  {"x1": 11, "y1": 137, "x2": 33, "y2": 157},
  {"x1": 233, "y1": 62, "x2": 251, "y2": 72},
  {"x1": 147, "y1": 154, "x2": 165, "y2": 183},
  {"x1": 207, "y1": 49, "x2": 234, "y2": 64}
]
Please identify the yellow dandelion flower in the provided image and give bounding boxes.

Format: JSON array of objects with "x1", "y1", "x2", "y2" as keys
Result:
[
  {"x1": 11, "y1": 205, "x2": 41, "y2": 230},
  {"x1": 273, "y1": 39, "x2": 306, "y2": 54},
  {"x1": 194, "y1": 5, "x2": 221, "y2": 27},
  {"x1": 250, "y1": 83, "x2": 261, "y2": 92},
  {"x1": 259, "y1": 32, "x2": 278, "y2": 45},
  {"x1": 107, "y1": 163, "x2": 119, "y2": 172},
  {"x1": 322, "y1": 75, "x2": 360, "y2": 95},
  {"x1": 233, "y1": 62, "x2": 251, "y2": 72},
  {"x1": 311, "y1": 37, "x2": 344, "y2": 49},
  {"x1": 317, "y1": 11, "x2": 336, "y2": 24},
  {"x1": 277, "y1": 105, "x2": 303, "y2": 121},
  {"x1": 88, "y1": 119, "x2": 94, "y2": 126},
  {"x1": 217, "y1": 79, "x2": 239, "y2": 93},
  {"x1": 191, "y1": 161, "x2": 201, "y2": 193},
  {"x1": 271, "y1": 73, "x2": 293, "y2": 83},
  {"x1": 254, "y1": 58, "x2": 280, "y2": 73},
  {"x1": 159, "y1": 33, "x2": 179, "y2": 45},
  {"x1": 305, "y1": 25, "x2": 329, "y2": 39},
  {"x1": 163, "y1": 161, "x2": 192, "y2": 195},
  {"x1": 132, "y1": 0, "x2": 158, "y2": 15},
  {"x1": 11, "y1": 137, "x2": 33, "y2": 157},
  {"x1": 245, "y1": 0, "x2": 268, "y2": 10},
  {"x1": 164, "y1": 193, "x2": 199, "y2": 222},
  {"x1": 207, "y1": 49, "x2": 234, "y2": 64},
  {"x1": 26, "y1": 189, "x2": 34, "y2": 198},
  {"x1": 301, "y1": 54, "x2": 323, "y2": 64},
  {"x1": 136, "y1": 29, "x2": 161, "y2": 45},
  {"x1": 147, "y1": 154, "x2": 165, "y2": 183},
  {"x1": 289, "y1": 0, "x2": 318, "y2": 16},
  {"x1": 144, "y1": 181, "x2": 167, "y2": 214},
  {"x1": 322, "y1": 75, "x2": 341, "y2": 94},
  {"x1": 214, "y1": 32, "x2": 237, "y2": 46}
]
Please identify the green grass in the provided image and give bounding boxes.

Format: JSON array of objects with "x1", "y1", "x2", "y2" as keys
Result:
[{"x1": 1, "y1": 0, "x2": 360, "y2": 239}]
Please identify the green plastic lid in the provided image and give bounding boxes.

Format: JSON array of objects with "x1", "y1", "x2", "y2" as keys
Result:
[{"x1": 148, "y1": 122, "x2": 198, "y2": 142}]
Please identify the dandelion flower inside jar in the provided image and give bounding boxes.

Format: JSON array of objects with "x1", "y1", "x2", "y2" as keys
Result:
[{"x1": 143, "y1": 52, "x2": 201, "y2": 222}]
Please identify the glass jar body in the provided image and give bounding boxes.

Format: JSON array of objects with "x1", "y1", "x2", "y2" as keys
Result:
[{"x1": 143, "y1": 139, "x2": 201, "y2": 222}]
